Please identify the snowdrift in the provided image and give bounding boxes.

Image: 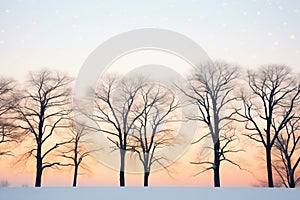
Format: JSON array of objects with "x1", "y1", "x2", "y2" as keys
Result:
[{"x1": 0, "y1": 187, "x2": 299, "y2": 200}]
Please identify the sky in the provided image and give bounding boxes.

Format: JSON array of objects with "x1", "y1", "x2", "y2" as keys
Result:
[
  {"x1": 0, "y1": 0, "x2": 300, "y2": 187},
  {"x1": 0, "y1": 0, "x2": 300, "y2": 79}
]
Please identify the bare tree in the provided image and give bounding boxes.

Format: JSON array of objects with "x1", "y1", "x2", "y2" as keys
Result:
[
  {"x1": 0, "y1": 180, "x2": 10, "y2": 187},
  {"x1": 181, "y1": 61, "x2": 242, "y2": 187},
  {"x1": 273, "y1": 117, "x2": 300, "y2": 188},
  {"x1": 0, "y1": 78, "x2": 17, "y2": 157},
  {"x1": 0, "y1": 123, "x2": 17, "y2": 157},
  {"x1": 14, "y1": 70, "x2": 73, "y2": 187},
  {"x1": 129, "y1": 84, "x2": 179, "y2": 186},
  {"x1": 90, "y1": 76, "x2": 144, "y2": 187},
  {"x1": 236, "y1": 65, "x2": 300, "y2": 187},
  {"x1": 59, "y1": 122, "x2": 97, "y2": 187}
]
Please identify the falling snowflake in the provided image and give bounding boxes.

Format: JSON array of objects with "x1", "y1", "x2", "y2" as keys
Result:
[
  {"x1": 222, "y1": 2, "x2": 228, "y2": 7},
  {"x1": 289, "y1": 34, "x2": 295, "y2": 39}
]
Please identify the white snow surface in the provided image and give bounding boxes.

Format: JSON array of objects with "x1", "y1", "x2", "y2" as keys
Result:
[{"x1": 0, "y1": 187, "x2": 299, "y2": 200}]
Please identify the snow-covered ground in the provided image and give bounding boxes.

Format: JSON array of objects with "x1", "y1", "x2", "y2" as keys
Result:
[{"x1": 0, "y1": 187, "x2": 299, "y2": 200}]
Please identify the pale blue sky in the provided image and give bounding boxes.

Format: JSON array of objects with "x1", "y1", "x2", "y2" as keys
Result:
[{"x1": 0, "y1": 0, "x2": 300, "y2": 80}]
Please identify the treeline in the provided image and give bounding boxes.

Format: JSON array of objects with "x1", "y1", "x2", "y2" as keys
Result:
[{"x1": 0, "y1": 62, "x2": 299, "y2": 188}]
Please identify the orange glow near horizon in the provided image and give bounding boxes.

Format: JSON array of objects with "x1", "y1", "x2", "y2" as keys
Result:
[{"x1": 0, "y1": 129, "x2": 268, "y2": 187}]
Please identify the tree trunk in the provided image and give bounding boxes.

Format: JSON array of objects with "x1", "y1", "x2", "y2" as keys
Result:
[
  {"x1": 212, "y1": 99, "x2": 221, "y2": 187},
  {"x1": 119, "y1": 149, "x2": 126, "y2": 187},
  {"x1": 266, "y1": 147, "x2": 274, "y2": 187},
  {"x1": 73, "y1": 165, "x2": 78, "y2": 187},
  {"x1": 213, "y1": 141, "x2": 220, "y2": 187},
  {"x1": 288, "y1": 166, "x2": 295, "y2": 188},
  {"x1": 289, "y1": 174, "x2": 295, "y2": 188},
  {"x1": 35, "y1": 147, "x2": 42, "y2": 187},
  {"x1": 144, "y1": 171, "x2": 150, "y2": 187},
  {"x1": 36, "y1": 107, "x2": 45, "y2": 187}
]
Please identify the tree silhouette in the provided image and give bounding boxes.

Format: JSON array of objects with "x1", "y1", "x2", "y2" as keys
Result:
[
  {"x1": 129, "y1": 84, "x2": 179, "y2": 186},
  {"x1": 181, "y1": 61, "x2": 242, "y2": 187},
  {"x1": 90, "y1": 76, "x2": 145, "y2": 187},
  {"x1": 236, "y1": 65, "x2": 300, "y2": 187},
  {"x1": 0, "y1": 78, "x2": 17, "y2": 157},
  {"x1": 273, "y1": 118, "x2": 300, "y2": 188},
  {"x1": 59, "y1": 121, "x2": 98, "y2": 187},
  {"x1": 0, "y1": 180, "x2": 10, "y2": 187},
  {"x1": 14, "y1": 70, "x2": 73, "y2": 187}
]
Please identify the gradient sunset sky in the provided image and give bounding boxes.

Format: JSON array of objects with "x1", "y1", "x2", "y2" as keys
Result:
[{"x1": 0, "y1": 0, "x2": 300, "y2": 187}]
